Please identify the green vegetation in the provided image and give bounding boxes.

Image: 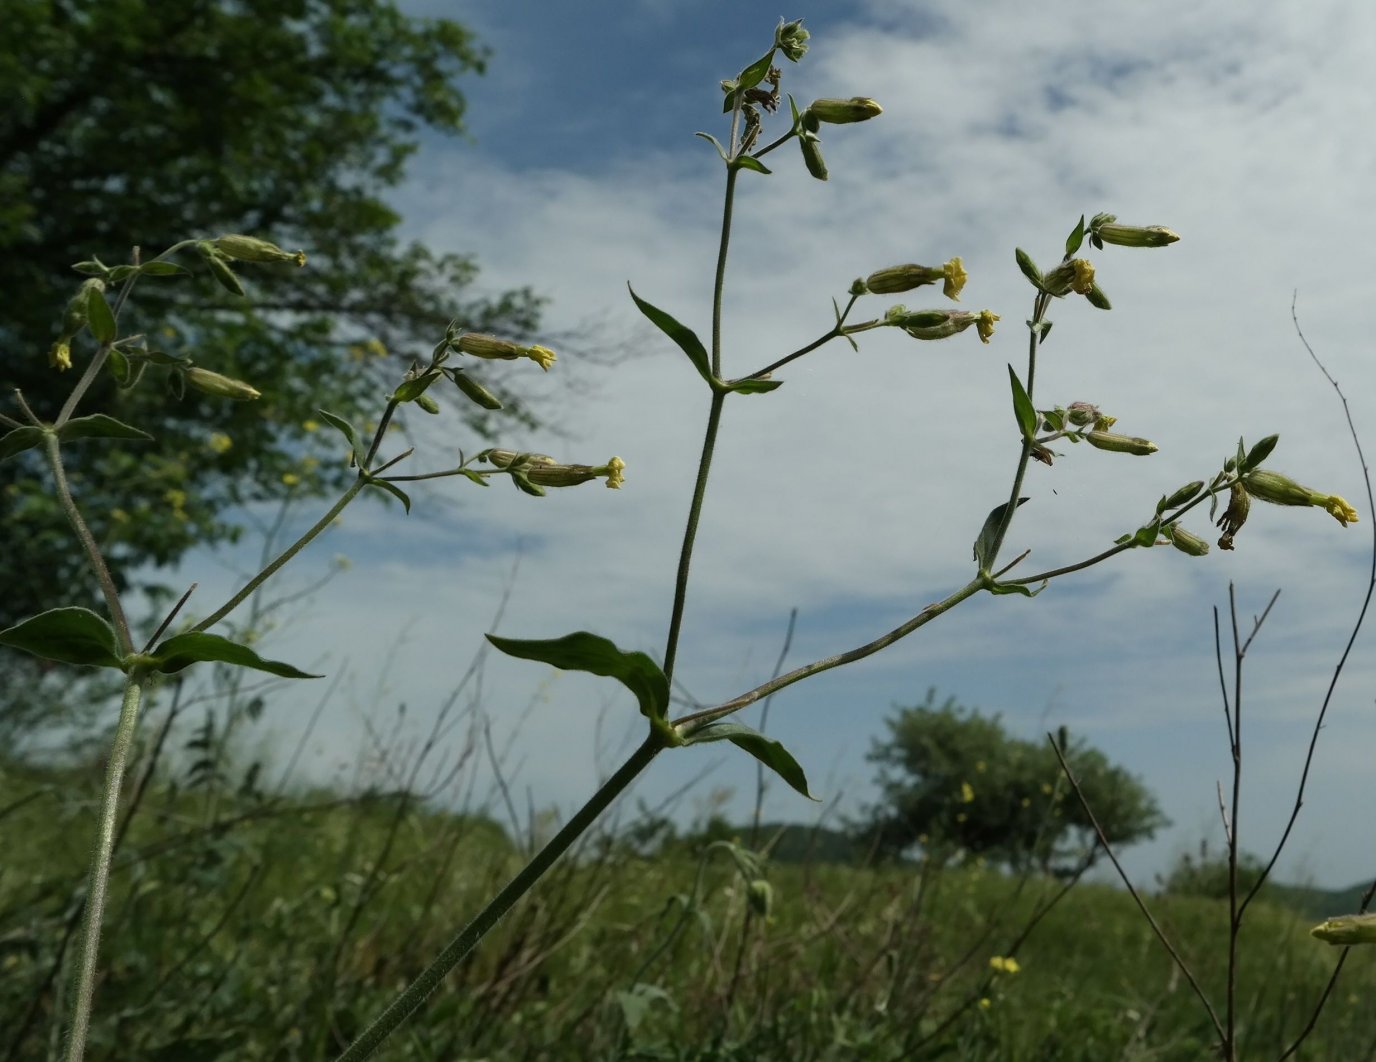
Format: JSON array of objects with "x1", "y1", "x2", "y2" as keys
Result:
[{"x1": 1, "y1": 762, "x2": 1369, "y2": 1060}]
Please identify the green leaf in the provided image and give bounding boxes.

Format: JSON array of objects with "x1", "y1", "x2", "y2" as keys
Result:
[
  {"x1": 138, "y1": 261, "x2": 190, "y2": 277},
  {"x1": 57, "y1": 414, "x2": 153, "y2": 444},
  {"x1": 317, "y1": 408, "x2": 365, "y2": 464},
  {"x1": 0, "y1": 426, "x2": 47, "y2": 463},
  {"x1": 973, "y1": 497, "x2": 1029, "y2": 571},
  {"x1": 1243, "y1": 433, "x2": 1279, "y2": 472},
  {"x1": 682, "y1": 721, "x2": 816, "y2": 800},
  {"x1": 723, "y1": 48, "x2": 776, "y2": 111},
  {"x1": 988, "y1": 580, "x2": 1043, "y2": 598},
  {"x1": 1015, "y1": 247, "x2": 1044, "y2": 290},
  {"x1": 1041, "y1": 408, "x2": 1065, "y2": 432},
  {"x1": 150, "y1": 631, "x2": 320, "y2": 678},
  {"x1": 86, "y1": 287, "x2": 117, "y2": 344},
  {"x1": 107, "y1": 265, "x2": 137, "y2": 283},
  {"x1": 695, "y1": 131, "x2": 729, "y2": 162},
  {"x1": 627, "y1": 285, "x2": 712, "y2": 384},
  {"x1": 733, "y1": 155, "x2": 772, "y2": 175},
  {"x1": 1065, "y1": 214, "x2": 1086, "y2": 256},
  {"x1": 0, "y1": 607, "x2": 123, "y2": 669},
  {"x1": 367, "y1": 477, "x2": 412, "y2": 513},
  {"x1": 391, "y1": 371, "x2": 440, "y2": 404},
  {"x1": 107, "y1": 347, "x2": 132, "y2": 386},
  {"x1": 1007, "y1": 365, "x2": 1036, "y2": 440},
  {"x1": 725, "y1": 377, "x2": 783, "y2": 395},
  {"x1": 486, "y1": 631, "x2": 669, "y2": 723},
  {"x1": 459, "y1": 468, "x2": 489, "y2": 487}
]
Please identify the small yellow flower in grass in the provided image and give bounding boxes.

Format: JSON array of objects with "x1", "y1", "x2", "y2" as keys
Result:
[
  {"x1": 978, "y1": 998, "x2": 992, "y2": 1010},
  {"x1": 302, "y1": 419, "x2": 319, "y2": 433},
  {"x1": 1020, "y1": 797, "x2": 1031, "y2": 808},
  {"x1": 111, "y1": 508, "x2": 129, "y2": 524},
  {"x1": 960, "y1": 781, "x2": 975, "y2": 803},
  {"x1": 1041, "y1": 782, "x2": 1054, "y2": 795},
  {"x1": 207, "y1": 432, "x2": 233, "y2": 455},
  {"x1": 282, "y1": 472, "x2": 300, "y2": 486},
  {"x1": 164, "y1": 489, "x2": 186, "y2": 509},
  {"x1": 48, "y1": 341, "x2": 73, "y2": 372},
  {"x1": 364, "y1": 338, "x2": 388, "y2": 359},
  {"x1": 989, "y1": 956, "x2": 1021, "y2": 974}
]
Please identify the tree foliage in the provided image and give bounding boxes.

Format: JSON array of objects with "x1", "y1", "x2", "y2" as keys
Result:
[
  {"x1": 862, "y1": 689, "x2": 1167, "y2": 873},
  {"x1": 0, "y1": 0, "x2": 544, "y2": 636}
]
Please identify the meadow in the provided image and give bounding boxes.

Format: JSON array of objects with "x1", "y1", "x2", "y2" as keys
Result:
[{"x1": 2, "y1": 754, "x2": 1370, "y2": 1061}]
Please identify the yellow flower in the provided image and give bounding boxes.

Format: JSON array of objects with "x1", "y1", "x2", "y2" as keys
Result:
[
  {"x1": 282, "y1": 472, "x2": 300, "y2": 486},
  {"x1": 111, "y1": 508, "x2": 129, "y2": 524},
  {"x1": 605, "y1": 456, "x2": 626, "y2": 489},
  {"x1": 207, "y1": 432, "x2": 233, "y2": 454},
  {"x1": 1324, "y1": 495, "x2": 1359, "y2": 526},
  {"x1": 1020, "y1": 797, "x2": 1031, "y2": 808},
  {"x1": 163, "y1": 489, "x2": 187, "y2": 509},
  {"x1": 960, "y1": 781, "x2": 975, "y2": 803},
  {"x1": 301, "y1": 455, "x2": 320, "y2": 472},
  {"x1": 526, "y1": 344, "x2": 557, "y2": 371},
  {"x1": 1041, "y1": 782, "x2": 1053, "y2": 795},
  {"x1": 48, "y1": 341, "x2": 73, "y2": 372},
  {"x1": 943, "y1": 257, "x2": 967, "y2": 301},
  {"x1": 302, "y1": 419, "x2": 320, "y2": 433},
  {"x1": 989, "y1": 956, "x2": 1021, "y2": 974},
  {"x1": 976, "y1": 309, "x2": 999, "y2": 343},
  {"x1": 364, "y1": 338, "x2": 388, "y2": 358},
  {"x1": 978, "y1": 998, "x2": 991, "y2": 1010}
]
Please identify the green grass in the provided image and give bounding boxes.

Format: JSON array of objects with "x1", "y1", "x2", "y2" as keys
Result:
[{"x1": 2, "y1": 761, "x2": 1372, "y2": 1060}]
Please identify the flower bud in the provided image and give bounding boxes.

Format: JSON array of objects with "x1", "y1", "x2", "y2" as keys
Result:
[
  {"x1": 806, "y1": 97, "x2": 883, "y2": 124},
  {"x1": 1085, "y1": 431, "x2": 1157, "y2": 456},
  {"x1": 415, "y1": 393, "x2": 440, "y2": 415},
  {"x1": 61, "y1": 279, "x2": 105, "y2": 336},
  {"x1": 799, "y1": 135, "x2": 828, "y2": 180},
  {"x1": 481, "y1": 450, "x2": 624, "y2": 490},
  {"x1": 1084, "y1": 282, "x2": 1112, "y2": 310},
  {"x1": 1312, "y1": 913, "x2": 1376, "y2": 946},
  {"x1": 213, "y1": 234, "x2": 307, "y2": 267},
  {"x1": 887, "y1": 307, "x2": 999, "y2": 344},
  {"x1": 1161, "y1": 480, "x2": 1205, "y2": 511},
  {"x1": 452, "y1": 372, "x2": 504, "y2": 410},
  {"x1": 1095, "y1": 221, "x2": 1180, "y2": 248},
  {"x1": 774, "y1": 18, "x2": 810, "y2": 62},
  {"x1": 746, "y1": 878, "x2": 774, "y2": 918},
  {"x1": 1042, "y1": 258, "x2": 1096, "y2": 297},
  {"x1": 864, "y1": 263, "x2": 945, "y2": 295},
  {"x1": 1242, "y1": 470, "x2": 1360, "y2": 526},
  {"x1": 1065, "y1": 402, "x2": 1099, "y2": 427},
  {"x1": 1165, "y1": 524, "x2": 1210, "y2": 556},
  {"x1": 184, "y1": 366, "x2": 262, "y2": 401},
  {"x1": 455, "y1": 333, "x2": 556, "y2": 371},
  {"x1": 204, "y1": 253, "x2": 246, "y2": 297}
]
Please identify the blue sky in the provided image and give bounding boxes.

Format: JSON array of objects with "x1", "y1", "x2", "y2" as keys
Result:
[{"x1": 180, "y1": 0, "x2": 1376, "y2": 890}]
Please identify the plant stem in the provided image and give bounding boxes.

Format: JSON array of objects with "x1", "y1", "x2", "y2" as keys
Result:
[
  {"x1": 193, "y1": 477, "x2": 367, "y2": 632},
  {"x1": 43, "y1": 435, "x2": 133, "y2": 652},
  {"x1": 63, "y1": 677, "x2": 147, "y2": 1062},
  {"x1": 336, "y1": 734, "x2": 663, "y2": 1061}
]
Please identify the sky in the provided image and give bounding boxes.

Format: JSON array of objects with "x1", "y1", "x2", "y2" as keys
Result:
[{"x1": 176, "y1": 0, "x2": 1376, "y2": 890}]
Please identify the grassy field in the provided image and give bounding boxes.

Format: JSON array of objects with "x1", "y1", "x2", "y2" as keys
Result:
[{"x1": 2, "y1": 759, "x2": 1372, "y2": 1061}]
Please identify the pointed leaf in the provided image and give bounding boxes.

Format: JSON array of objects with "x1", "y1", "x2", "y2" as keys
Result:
[
  {"x1": 486, "y1": 631, "x2": 669, "y2": 722},
  {"x1": 725, "y1": 377, "x2": 783, "y2": 395},
  {"x1": 627, "y1": 286, "x2": 712, "y2": 384},
  {"x1": 86, "y1": 287, "x2": 117, "y2": 344},
  {"x1": 138, "y1": 261, "x2": 191, "y2": 277},
  {"x1": 695, "y1": 131, "x2": 729, "y2": 162},
  {"x1": 973, "y1": 497, "x2": 1029, "y2": 570},
  {"x1": 150, "y1": 632, "x2": 320, "y2": 678},
  {"x1": 0, "y1": 607, "x2": 123, "y2": 669},
  {"x1": 1007, "y1": 365, "x2": 1036, "y2": 440},
  {"x1": 57, "y1": 414, "x2": 154, "y2": 444},
  {"x1": 1243, "y1": 433, "x2": 1279, "y2": 472},
  {"x1": 733, "y1": 155, "x2": 772, "y2": 175},
  {"x1": 1065, "y1": 215, "x2": 1086, "y2": 256},
  {"x1": 317, "y1": 408, "x2": 365, "y2": 463},
  {"x1": 367, "y1": 477, "x2": 412, "y2": 513},
  {"x1": 682, "y1": 721, "x2": 815, "y2": 800},
  {"x1": 988, "y1": 580, "x2": 1044, "y2": 598},
  {"x1": 0, "y1": 426, "x2": 46, "y2": 463}
]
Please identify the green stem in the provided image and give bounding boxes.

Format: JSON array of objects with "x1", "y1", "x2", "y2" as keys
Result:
[
  {"x1": 662, "y1": 393, "x2": 725, "y2": 683},
  {"x1": 336, "y1": 735, "x2": 664, "y2": 1061},
  {"x1": 192, "y1": 477, "x2": 367, "y2": 633},
  {"x1": 63, "y1": 677, "x2": 147, "y2": 1062},
  {"x1": 43, "y1": 435, "x2": 133, "y2": 653},
  {"x1": 710, "y1": 167, "x2": 739, "y2": 378},
  {"x1": 674, "y1": 576, "x2": 985, "y2": 732},
  {"x1": 983, "y1": 293, "x2": 1050, "y2": 572}
]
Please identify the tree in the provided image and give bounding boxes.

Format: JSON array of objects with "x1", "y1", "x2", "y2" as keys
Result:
[
  {"x1": 862, "y1": 689, "x2": 1167, "y2": 873},
  {"x1": 0, "y1": 1, "x2": 545, "y2": 738}
]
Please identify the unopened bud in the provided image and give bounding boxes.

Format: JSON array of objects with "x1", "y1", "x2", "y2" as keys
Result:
[
  {"x1": 1042, "y1": 258, "x2": 1096, "y2": 297},
  {"x1": 887, "y1": 306, "x2": 999, "y2": 344},
  {"x1": 213, "y1": 234, "x2": 307, "y2": 267},
  {"x1": 184, "y1": 366, "x2": 261, "y2": 401},
  {"x1": 865, "y1": 258, "x2": 965, "y2": 300},
  {"x1": 1084, "y1": 282, "x2": 1112, "y2": 310},
  {"x1": 455, "y1": 333, "x2": 556, "y2": 371},
  {"x1": 799, "y1": 135, "x2": 828, "y2": 181},
  {"x1": 1312, "y1": 913, "x2": 1376, "y2": 945},
  {"x1": 61, "y1": 279, "x2": 105, "y2": 335},
  {"x1": 453, "y1": 372, "x2": 504, "y2": 410},
  {"x1": 204, "y1": 253, "x2": 246, "y2": 297},
  {"x1": 1094, "y1": 220, "x2": 1180, "y2": 248},
  {"x1": 1065, "y1": 402, "x2": 1099, "y2": 427},
  {"x1": 807, "y1": 97, "x2": 883, "y2": 125},
  {"x1": 747, "y1": 878, "x2": 774, "y2": 918},
  {"x1": 1161, "y1": 480, "x2": 1205, "y2": 511},
  {"x1": 1165, "y1": 524, "x2": 1210, "y2": 556},
  {"x1": 1242, "y1": 470, "x2": 1360, "y2": 526},
  {"x1": 1085, "y1": 431, "x2": 1157, "y2": 456},
  {"x1": 415, "y1": 393, "x2": 440, "y2": 415}
]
